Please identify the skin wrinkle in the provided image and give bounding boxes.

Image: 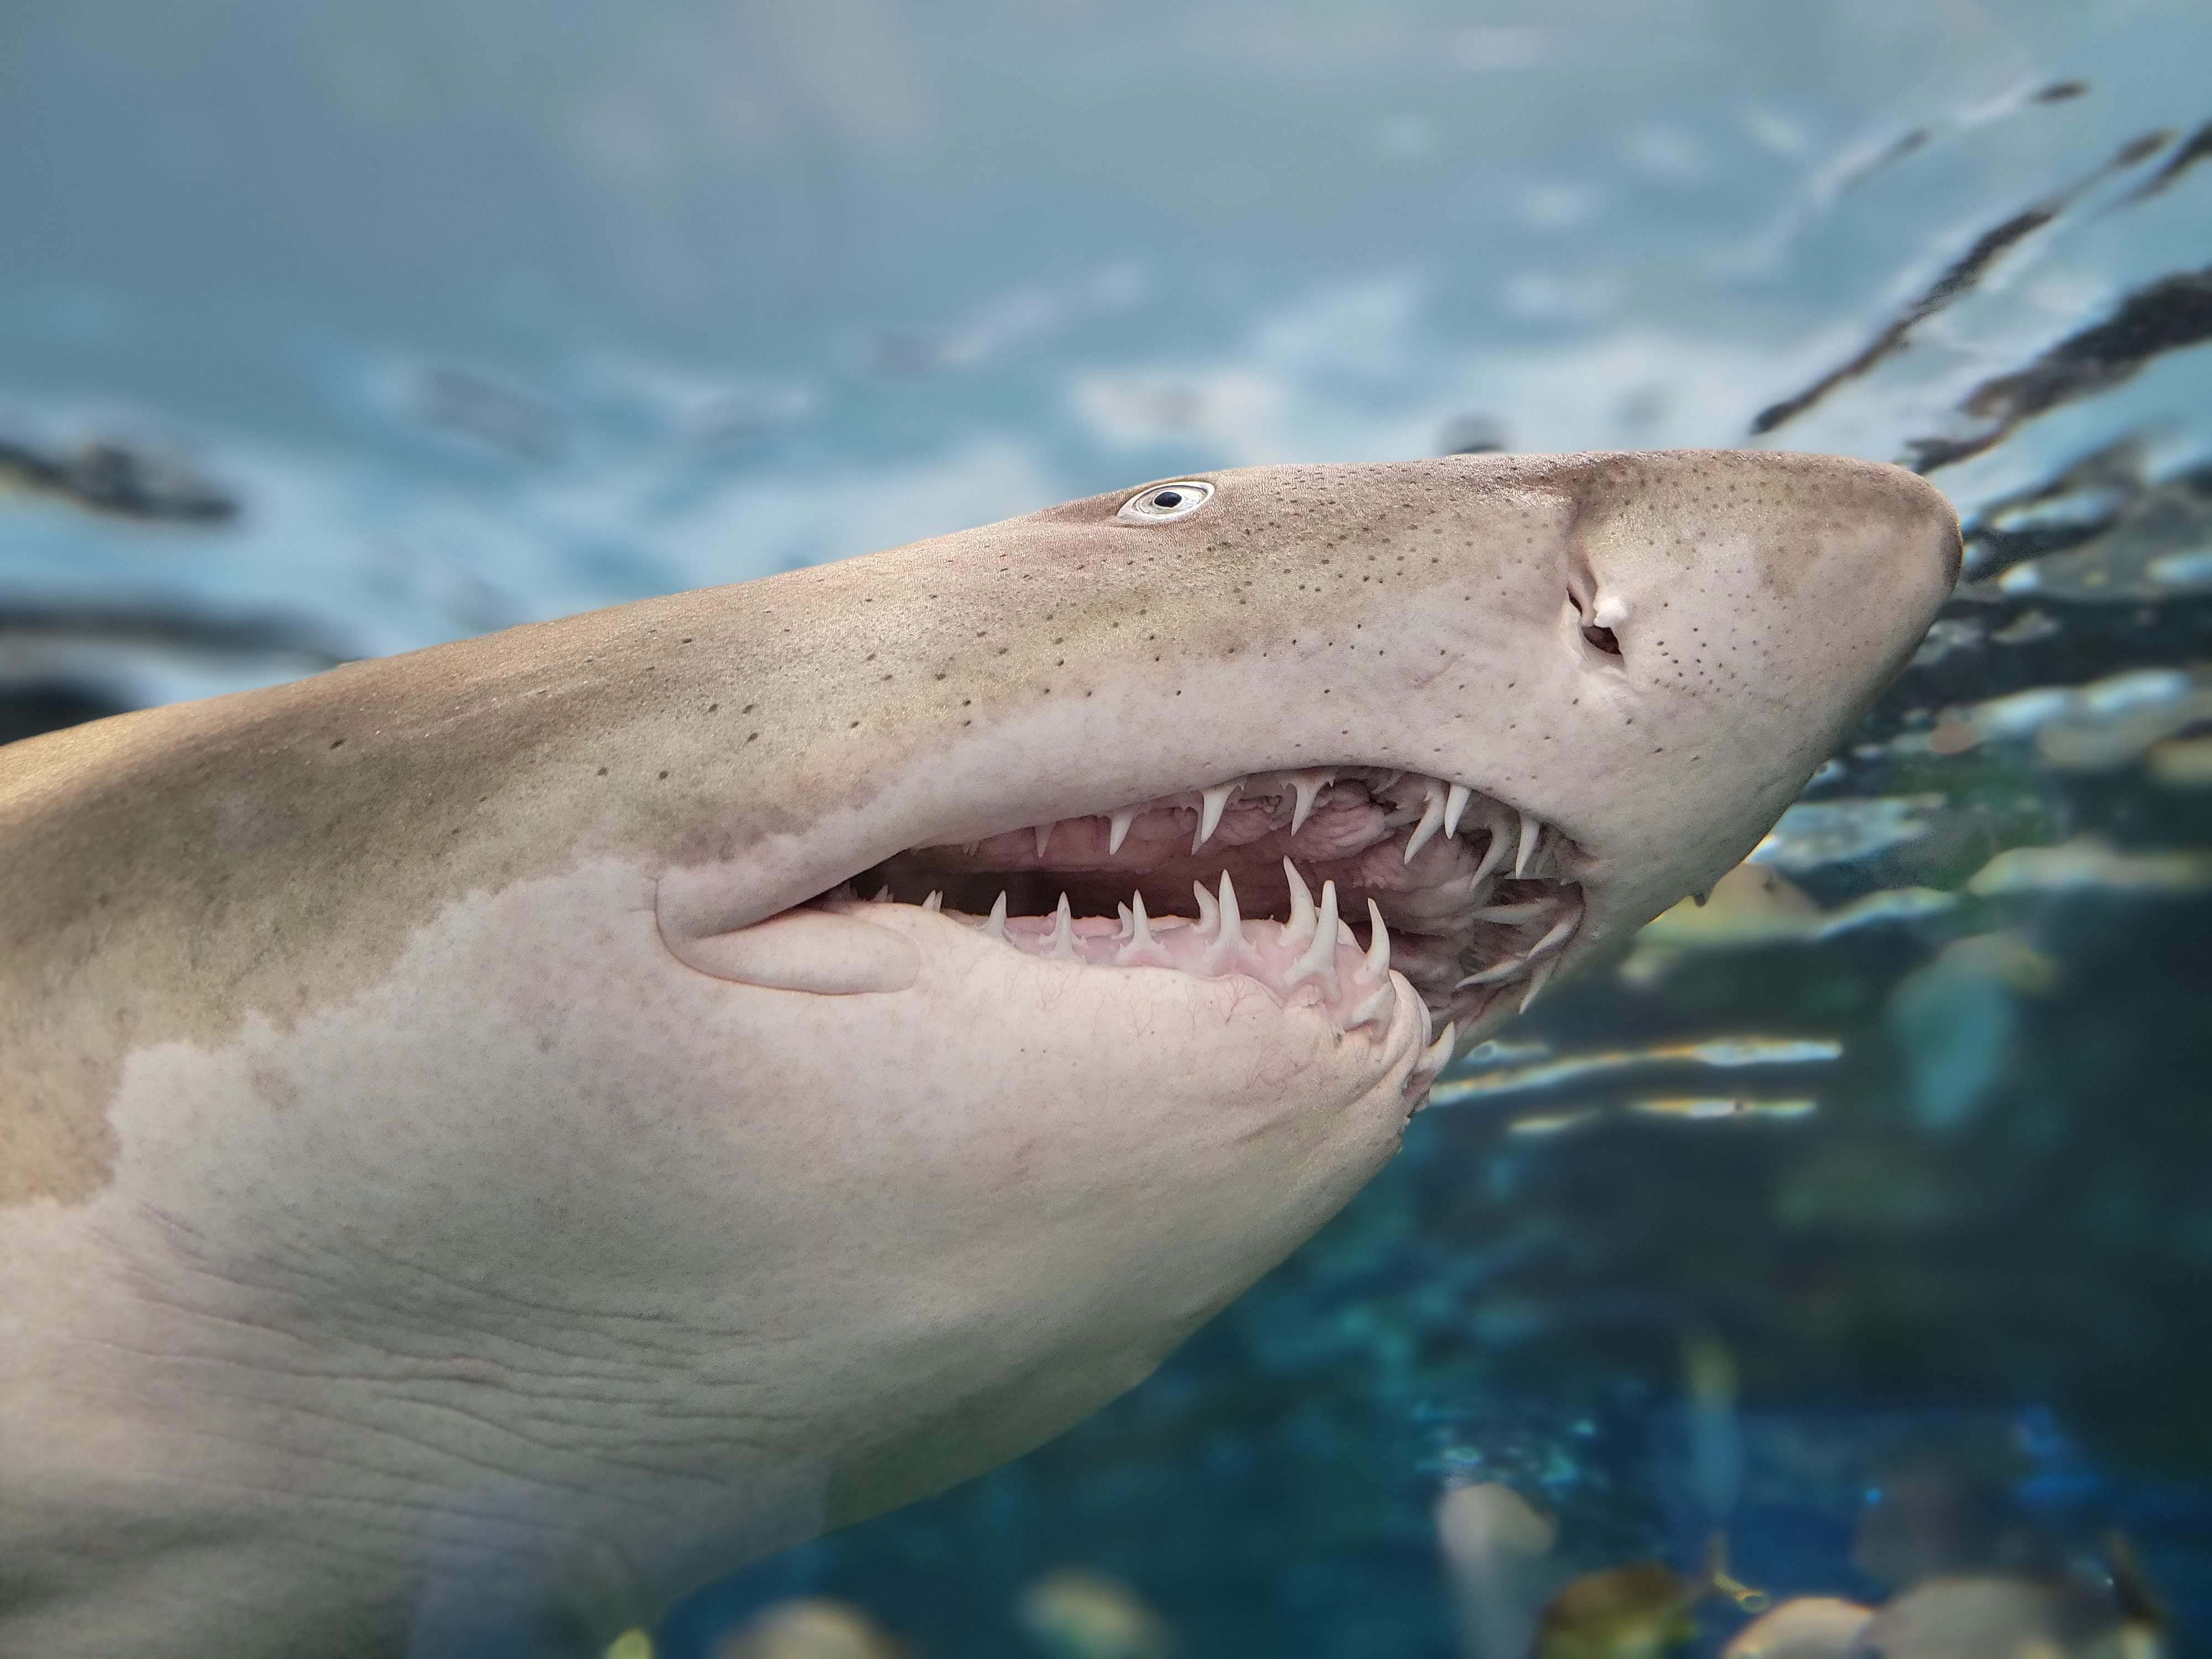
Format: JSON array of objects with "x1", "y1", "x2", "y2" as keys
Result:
[{"x1": 0, "y1": 451, "x2": 1957, "y2": 1659}]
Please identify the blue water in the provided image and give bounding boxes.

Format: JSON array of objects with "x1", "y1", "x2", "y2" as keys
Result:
[{"x1": 6, "y1": 3, "x2": 2211, "y2": 1655}]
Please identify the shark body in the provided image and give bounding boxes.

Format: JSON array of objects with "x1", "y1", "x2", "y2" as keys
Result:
[{"x1": 0, "y1": 451, "x2": 1957, "y2": 1656}]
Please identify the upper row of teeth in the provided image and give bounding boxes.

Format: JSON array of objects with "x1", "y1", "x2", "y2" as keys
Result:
[{"x1": 1038, "y1": 769, "x2": 1550, "y2": 874}]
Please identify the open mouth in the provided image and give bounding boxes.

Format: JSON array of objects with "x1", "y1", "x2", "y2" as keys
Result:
[{"x1": 845, "y1": 766, "x2": 1583, "y2": 1046}]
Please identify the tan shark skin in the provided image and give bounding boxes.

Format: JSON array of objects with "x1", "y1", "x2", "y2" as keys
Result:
[{"x1": 0, "y1": 451, "x2": 1958, "y2": 1657}]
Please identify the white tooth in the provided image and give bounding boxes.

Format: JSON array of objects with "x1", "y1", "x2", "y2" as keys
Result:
[
  {"x1": 1455, "y1": 957, "x2": 1530, "y2": 989},
  {"x1": 962, "y1": 842, "x2": 979, "y2": 857},
  {"x1": 1116, "y1": 901, "x2": 1135, "y2": 938},
  {"x1": 921, "y1": 890, "x2": 943, "y2": 914},
  {"x1": 1347, "y1": 981, "x2": 1395, "y2": 1032},
  {"x1": 1282, "y1": 858, "x2": 1317, "y2": 951},
  {"x1": 1472, "y1": 900, "x2": 1553, "y2": 925},
  {"x1": 1403, "y1": 778, "x2": 1447, "y2": 864},
  {"x1": 1117, "y1": 890, "x2": 1175, "y2": 968},
  {"x1": 1108, "y1": 808, "x2": 1138, "y2": 856},
  {"x1": 1407, "y1": 1021, "x2": 1457, "y2": 1109},
  {"x1": 1361, "y1": 898, "x2": 1391, "y2": 983},
  {"x1": 1194, "y1": 782, "x2": 1238, "y2": 852},
  {"x1": 1050, "y1": 893, "x2": 1079, "y2": 959},
  {"x1": 1519, "y1": 956, "x2": 1560, "y2": 1014},
  {"x1": 1526, "y1": 909, "x2": 1579, "y2": 961},
  {"x1": 984, "y1": 890, "x2": 1009, "y2": 941},
  {"x1": 1468, "y1": 811, "x2": 1510, "y2": 889},
  {"x1": 1443, "y1": 783, "x2": 1473, "y2": 839},
  {"x1": 1285, "y1": 879, "x2": 1342, "y2": 998},
  {"x1": 1203, "y1": 872, "x2": 1247, "y2": 971},
  {"x1": 1192, "y1": 879, "x2": 1219, "y2": 938},
  {"x1": 1514, "y1": 811, "x2": 1541, "y2": 878},
  {"x1": 872, "y1": 885, "x2": 894, "y2": 902},
  {"x1": 1034, "y1": 822, "x2": 1053, "y2": 858},
  {"x1": 1287, "y1": 769, "x2": 1334, "y2": 835}
]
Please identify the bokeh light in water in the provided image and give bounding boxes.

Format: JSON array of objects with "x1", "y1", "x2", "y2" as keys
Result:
[{"x1": 4, "y1": 2, "x2": 2210, "y2": 1655}]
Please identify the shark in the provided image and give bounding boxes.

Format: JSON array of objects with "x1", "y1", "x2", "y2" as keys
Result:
[{"x1": 0, "y1": 450, "x2": 1957, "y2": 1657}]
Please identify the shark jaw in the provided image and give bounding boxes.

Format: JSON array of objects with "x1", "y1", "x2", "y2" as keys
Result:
[{"x1": 848, "y1": 764, "x2": 1577, "y2": 1094}]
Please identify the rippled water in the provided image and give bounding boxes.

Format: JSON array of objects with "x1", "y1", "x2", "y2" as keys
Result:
[{"x1": 6, "y1": 3, "x2": 2210, "y2": 1656}]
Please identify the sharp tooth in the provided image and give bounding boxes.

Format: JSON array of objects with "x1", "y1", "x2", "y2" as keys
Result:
[
  {"x1": 1403, "y1": 778, "x2": 1448, "y2": 864},
  {"x1": 1407, "y1": 1021, "x2": 1457, "y2": 1109},
  {"x1": 1192, "y1": 879, "x2": 1220, "y2": 938},
  {"x1": 1117, "y1": 890, "x2": 1175, "y2": 968},
  {"x1": 1526, "y1": 909, "x2": 1579, "y2": 961},
  {"x1": 1282, "y1": 858, "x2": 1317, "y2": 951},
  {"x1": 1361, "y1": 898, "x2": 1391, "y2": 983},
  {"x1": 1347, "y1": 981, "x2": 1395, "y2": 1032},
  {"x1": 962, "y1": 842, "x2": 979, "y2": 857},
  {"x1": 1455, "y1": 957, "x2": 1530, "y2": 989},
  {"x1": 1203, "y1": 872, "x2": 1247, "y2": 971},
  {"x1": 872, "y1": 885, "x2": 894, "y2": 902},
  {"x1": 984, "y1": 890, "x2": 1009, "y2": 941},
  {"x1": 921, "y1": 891, "x2": 943, "y2": 914},
  {"x1": 1116, "y1": 901, "x2": 1135, "y2": 938},
  {"x1": 1471, "y1": 900, "x2": 1554, "y2": 925},
  {"x1": 1285, "y1": 879, "x2": 1342, "y2": 998},
  {"x1": 1287, "y1": 769, "x2": 1334, "y2": 836},
  {"x1": 1514, "y1": 811, "x2": 1542, "y2": 878},
  {"x1": 1194, "y1": 782, "x2": 1239, "y2": 852},
  {"x1": 1108, "y1": 808, "x2": 1138, "y2": 857},
  {"x1": 1468, "y1": 812, "x2": 1510, "y2": 889},
  {"x1": 1034, "y1": 822, "x2": 1054, "y2": 858},
  {"x1": 1443, "y1": 783, "x2": 1473, "y2": 839},
  {"x1": 1519, "y1": 956, "x2": 1560, "y2": 1014},
  {"x1": 1050, "y1": 893, "x2": 1079, "y2": 959}
]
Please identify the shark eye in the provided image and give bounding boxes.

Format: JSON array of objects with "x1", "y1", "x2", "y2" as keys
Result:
[{"x1": 1118, "y1": 480, "x2": 1213, "y2": 523}]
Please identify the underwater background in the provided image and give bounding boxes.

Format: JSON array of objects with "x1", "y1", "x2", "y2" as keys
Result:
[{"x1": 4, "y1": 2, "x2": 2210, "y2": 1654}]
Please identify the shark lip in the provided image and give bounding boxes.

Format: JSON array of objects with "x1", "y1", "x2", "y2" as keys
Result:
[{"x1": 844, "y1": 766, "x2": 1582, "y2": 1045}]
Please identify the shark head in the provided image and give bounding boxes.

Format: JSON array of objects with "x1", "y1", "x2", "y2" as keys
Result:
[{"x1": 660, "y1": 448, "x2": 1957, "y2": 1111}]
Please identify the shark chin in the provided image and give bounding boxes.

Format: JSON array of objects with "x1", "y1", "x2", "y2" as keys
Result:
[{"x1": 0, "y1": 450, "x2": 1958, "y2": 1658}]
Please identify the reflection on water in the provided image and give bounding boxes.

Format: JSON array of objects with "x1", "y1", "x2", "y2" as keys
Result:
[{"x1": 5, "y1": 1, "x2": 2211, "y2": 1655}]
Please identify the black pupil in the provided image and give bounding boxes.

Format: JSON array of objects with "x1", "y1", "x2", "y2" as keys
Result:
[{"x1": 1152, "y1": 489, "x2": 1182, "y2": 509}]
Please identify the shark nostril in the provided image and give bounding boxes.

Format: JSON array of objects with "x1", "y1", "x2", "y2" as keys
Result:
[{"x1": 1582, "y1": 623, "x2": 1621, "y2": 656}]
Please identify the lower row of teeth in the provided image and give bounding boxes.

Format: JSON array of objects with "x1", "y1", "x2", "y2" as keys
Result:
[{"x1": 876, "y1": 856, "x2": 1579, "y2": 1027}]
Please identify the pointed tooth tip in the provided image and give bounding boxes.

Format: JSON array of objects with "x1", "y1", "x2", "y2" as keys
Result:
[
  {"x1": 1519, "y1": 957, "x2": 1560, "y2": 1014},
  {"x1": 1361, "y1": 898, "x2": 1391, "y2": 980},
  {"x1": 1443, "y1": 782, "x2": 1473, "y2": 838},
  {"x1": 921, "y1": 890, "x2": 943, "y2": 914},
  {"x1": 1107, "y1": 808, "x2": 1136, "y2": 857},
  {"x1": 1514, "y1": 811, "x2": 1542, "y2": 878},
  {"x1": 1282, "y1": 858, "x2": 1318, "y2": 949},
  {"x1": 1194, "y1": 782, "x2": 1237, "y2": 852}
]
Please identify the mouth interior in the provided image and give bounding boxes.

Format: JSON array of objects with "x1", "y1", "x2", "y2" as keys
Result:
[{"x1": 848, "y1": 767, "x2": 1583, "y2": 1041}]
